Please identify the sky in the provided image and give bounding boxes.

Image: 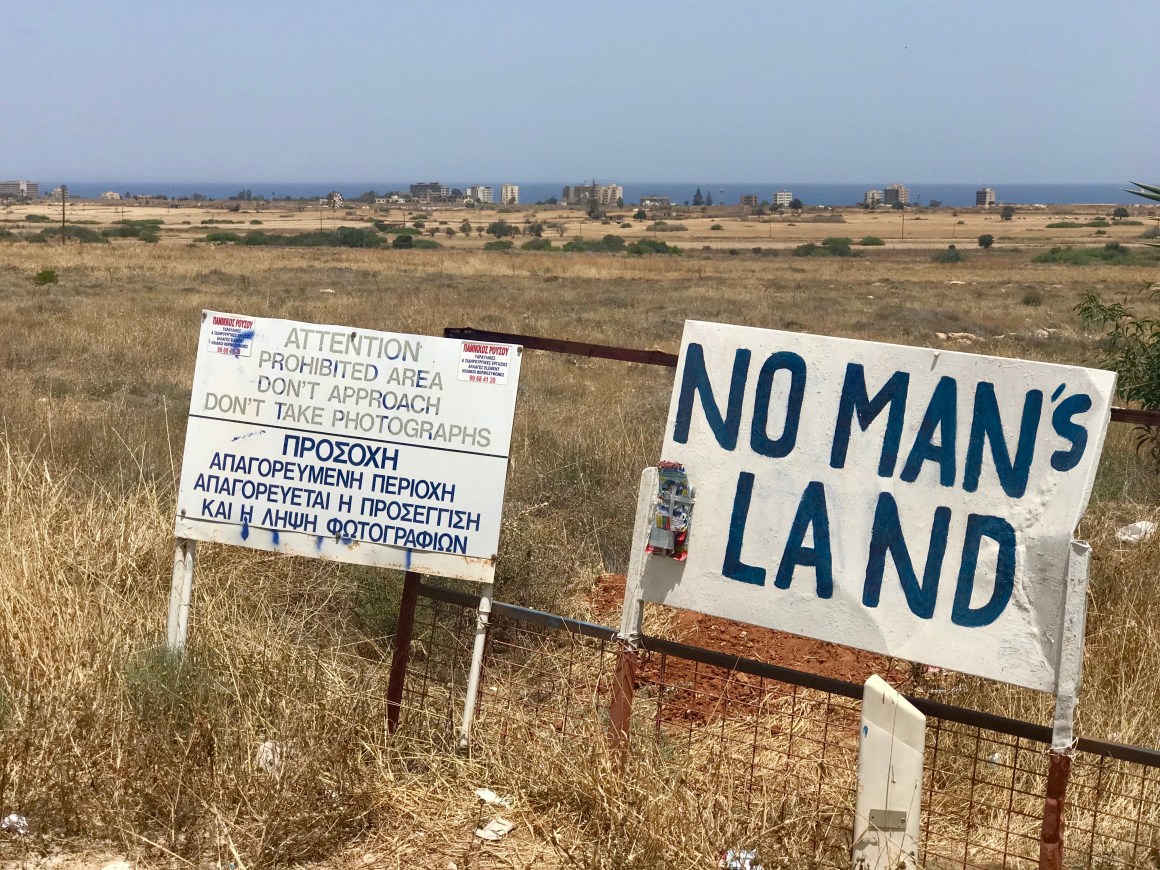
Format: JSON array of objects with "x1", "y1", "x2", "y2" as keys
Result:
[{"x1": 3, "y1": 1, "x2": 1158, "y2": 184}]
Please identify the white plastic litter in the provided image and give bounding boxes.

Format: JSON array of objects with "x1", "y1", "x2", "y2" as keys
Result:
[
  {"x1": 255, "y1": 740, "x2": 290, "y2": 777},
  {"x1": 1116, "y1": 521, "x2": 1156, "y2": 544},
  {"x1": 718, "y1": 848, "x2": 763, "y2": 869},
  {"x1": 1, "y1": 813, "x2": 29, "y2": 836},
  {"x1": 474, "y1": 788, "x2": 512, "y2": 808},
  {"x1": 474, "y1": 818, "x2": 514, "y2": 841}
]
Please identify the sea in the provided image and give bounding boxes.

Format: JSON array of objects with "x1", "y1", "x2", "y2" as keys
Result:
[{"x1": 50, "y1": 181, "x2": 1140, "y2": 208}]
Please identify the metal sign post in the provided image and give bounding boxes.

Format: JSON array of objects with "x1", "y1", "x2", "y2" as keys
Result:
[
  {"x1": 458, "y1": 581, "x2": 494, "y2": 750},
  {"x1": 1039, "y1": 540, "x2": 1091, "y2": 870},
  {"x1": 166, "y1": 538, "x2": 196, "y2": 651}
]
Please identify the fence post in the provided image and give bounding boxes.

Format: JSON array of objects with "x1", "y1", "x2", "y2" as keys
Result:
[
  {"x1": 1039, "y1": 541, "x2": 1091, "y2": 870},
  {"x1": 609, "y1": 467, "x2": 658, "y2": 753},
  {"x1": 458, "y1": 581, "x2": 494, "y2": 750},
  {"x1": 166, "y1": 538, "x2": 197, "y2": 652},
  {"x1": 386, "y1": 570, "x2": 422, "y2": 735}
]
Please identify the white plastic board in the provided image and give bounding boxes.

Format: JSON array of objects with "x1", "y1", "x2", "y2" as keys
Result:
[
  {"x1": 853, "y1": 675, "x2": 924, "y2": 869},
  {"x1": 175, "y1": 312, "x2": 522, "y2": 582},
  {"x1": 639, "y1": 320, "x2": 1115, "y2": 692}
]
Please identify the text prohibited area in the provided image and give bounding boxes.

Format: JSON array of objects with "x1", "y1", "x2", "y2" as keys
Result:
[{"x1": 175, "y1": 312, "x2": 522, "y2": 582}]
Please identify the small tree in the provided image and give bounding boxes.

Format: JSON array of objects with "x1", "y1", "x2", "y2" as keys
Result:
[
  {"x1": 978, "y1": 233, "x2": 994, "y2": 249},
  {"x1": 692, "y1": 188, "x2": 704, "y2": 207},
  {"x1": 790, "y1": 198, "x2": 803, "y2": 211},
  {"x1": 391, "y1": 234, "x2": 413, "y2": 249},
  {"x1": 1001, "y1": 205, "x2": 1015, "y2": 221},
  {"x1": 1113, "y1": 206, "x2": 1130, "y2": 219},
  {"x1": 460, "y1": 219, "x2": 472, "y2": 236},
  {"x1": 634, "y1": 208, "x2": 647, "y2": 221}
]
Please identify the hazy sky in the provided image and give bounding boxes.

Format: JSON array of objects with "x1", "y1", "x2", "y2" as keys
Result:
[{"x1": 4, "y1": 2, "x2": 1157, "y2": 183}]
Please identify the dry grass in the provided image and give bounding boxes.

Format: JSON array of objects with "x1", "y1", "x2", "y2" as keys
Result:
[{"x1": 0, "y1": 238, "x2": 1159, "y2": 866}]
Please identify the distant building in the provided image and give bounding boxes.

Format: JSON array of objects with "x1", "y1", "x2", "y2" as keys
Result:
[
  {"x1": 0, "y1": 180, "x2": 38, "y2": 198},
  {"x1": 774, "y1": 190, "x2": 794, "y2": 208},
  {"x1": 101, "y1": 191, "x2": 122, "y2": 200},
  {"x1": 409, "y1": 181, "x2": 451, "y2": 202},
  {"x1": 639, "y1": 193, "x2": 671, "y2": 207},
  {"x1": 976, "y1": 187, "x2": 996, "y2": 207},
  {"x1": 883, "y1": 183, "x2": 910, "y2": 206},
  {"x1": 864, "y1": 189, "x2": 883, "y2": 208},
  {"x1": 739, "y1": 194, "x2": 759, "y2": 207},
  {"x1": 562, "y1": 182, "x2": 623, "y2": 207},
  {"x1": 500, "y1": 184, "x2": 519, "y2": 205},
  {"x1": 465, "y1": 185, "x2": 494, "y2": 204}
]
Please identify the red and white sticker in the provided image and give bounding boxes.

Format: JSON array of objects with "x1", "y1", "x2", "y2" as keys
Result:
[
  {"x1": 458, "y1": 342, "x2": 514, "y2": 385},
  {"x1": 206, "y1": 314, "x2": 255, "y2": 357}
]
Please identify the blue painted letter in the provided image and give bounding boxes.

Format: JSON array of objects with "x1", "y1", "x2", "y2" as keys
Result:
[
  {"x1": 673, "y1": 343, "x2": 751, "y2": 451},
  {"x1": 751, "y1": 351, "x2": 807, "y2": 458},
  {"x1": 774, "y1": 481, "x2": 833, "y2": 598},
  {"x1": 900, "y1": 376, "x2": 958, "y2": 487},
  {"x1": 951, "y1": 514, "x2": 1017, "y2": 627},
  {"x1": 830, "y1": 365, "x2": 909, "y2": 476},
  {"x1": 863, "y1": 493, "x2": 951, "y2": 618},
  {"x1": 723, "y1": 471, "x2": 765, "y2": 586},
  {"x1": 963, "y1": 383, "x2": 1042, "y2": 498}
]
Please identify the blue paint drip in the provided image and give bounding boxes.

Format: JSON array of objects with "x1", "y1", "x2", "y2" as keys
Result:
[
  {"x1": 240, "y1": 519, "x2": 250, "y2": 541},
  {"x1": 272, "y1": 529, "x2": 280, "y2": 545},
  {"x1": 863, "y1": 725, "x2": 869, "y2": 737},
  {"x1": 405, "y1": 548, "x2": 413, "y2": 570},
  {"x1": 315, "y1": 535, "x2": 324, "y2": 550},
  {"x1": 340, "y1": 536, "x2": 353, "y2": 546},
  {"x1": 230, "y1": 328, "x2": 255, "y2": 357}
]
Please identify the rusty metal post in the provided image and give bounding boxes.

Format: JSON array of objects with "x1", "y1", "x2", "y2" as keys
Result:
[
  {"x1": 1038, "y1": 541, "x2": 1090, "y2": 869},
  {"x1": 609, "y1": 639, "x2": 638, "y2": 748},
  {"x1": 1039, "y1": 751, "x2": 1071, "y2": 870},
  {"x1": 386, "y1": 570, "x2": 422, "y2": 734},
  {"x1": 608, "y1": 467, "x2": 658, "y2": 760}
]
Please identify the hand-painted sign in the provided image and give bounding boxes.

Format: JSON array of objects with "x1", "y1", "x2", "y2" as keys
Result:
[
  {"x1": 639, "y1": 320, "x2": 1115, "y2": 692},
  {"x1": 175, "y1": 312, "x2": 522, "y2": 583}
]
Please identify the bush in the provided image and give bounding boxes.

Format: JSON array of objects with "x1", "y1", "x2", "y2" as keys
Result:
[
  {"x1": 31, "y1": 226, "x2": 107, "y2": 244},
  {"x1": 1143, "y1": 226, "x2": 1160, "y2": 239},
  {"x1": 250, "y1": 219, "x2": 262, "y2": 225},
  {"x1": 204, "y1": 232, "x2": 240, "y2": 243},
  {"x1": 792, "y1": 242, "x2": 820, "y2": 257},
  {"x1": 646, "y1": 221, "x2": 687, "y2": 232},
  {"x1": 486, "y1": 220, "x2": 517, "y2": 238},
  {"x1": 1034, "y1": 243, "x2": 1148, "y2": 265},
  {"x1": 822, "y1": 237, "x2": 854, "y2": 256},
  {"x1": 33, "y1": 268, "x2": 58, "y2": 286},
  {"x1": 24, "y1": 214, "x2": 51, "y2": 223},
  {"x1": 633, "y1": 209, "x2": 647, "y2": 221},
  {"x1": 710, "y1": 224, "x2": 723, "y2": 231},
  {"x1": 619, "y1": 222, "x2": 632, "y2": 229},
  {"x1": 978, "y1": 234, "x2": 994, "y2": 249},
  {"x1": 1022, "y1": 289, "x2": 1044, "y2": 306},
  {"x1": 1046, "y1": 221, "x2": 1084, "y2": 229},
  {"x1": 561, "y1": 235, "x2": 625, "y2": 253},
  {"x1": 933, "y1": 245, "x2": 964, "y2": 263},
  {"x1": 859, "y1": 236, "x2": 885, "y2": 246},
  {"x1": 626, "y1": 238, "x2": 680, "y2": 255},
  {"x1": 411, "y1": 238, "x2": 441, "y2": 249},
  {"x1": 483, "y1": 239, "x2": 513, "y2": 251},
  {"x1": 521, "y1": 238, "x2": 555, "y2": 251},
  {"x1": 391, "y1": 233, "x2": 414, "y2": 249}
]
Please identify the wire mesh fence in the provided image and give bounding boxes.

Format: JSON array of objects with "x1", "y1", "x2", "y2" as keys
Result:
[{"x1": 396, "y1": 582, "x2": 1160, "y2": 869}]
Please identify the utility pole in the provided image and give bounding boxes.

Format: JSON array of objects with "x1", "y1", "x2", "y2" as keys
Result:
[{"x1": 60, "y1": 185, "x2": 67, "y2": 245}]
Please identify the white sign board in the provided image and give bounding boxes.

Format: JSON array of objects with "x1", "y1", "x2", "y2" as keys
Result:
[
  {"x1": 639, "y1": 321, "x2": 1115, "y2": 692},
  {"x1": 175, "y1": 312, "x2": 522, "y2": 583}
]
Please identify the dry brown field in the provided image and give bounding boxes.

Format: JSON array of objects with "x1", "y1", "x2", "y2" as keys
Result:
[{"x1": 0, "y1": 220, "x2": 1158, "y2": 867}]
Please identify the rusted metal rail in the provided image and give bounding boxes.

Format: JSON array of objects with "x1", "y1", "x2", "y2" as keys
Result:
[{"x1": 444, "y1": 326, "x2": 1160, "y2": 428}]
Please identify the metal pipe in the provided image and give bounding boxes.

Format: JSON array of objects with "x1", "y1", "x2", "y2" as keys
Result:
[
  {"x1": 458, "y1": 581, "x2": 493, "y2": 750},
  {"x1": 386, "y1": 570, "x2": 421, "y2": 734}
]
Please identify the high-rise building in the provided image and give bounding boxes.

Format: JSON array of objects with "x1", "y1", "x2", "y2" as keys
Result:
[
  {"x1": 0, "y1": 180, "x2": 38, "y2": 198},
  {"x1": 864, "y1": 190, "x2": 883, "y2": 208},
  {"x1": 562, "y1": 182, "x2": 623, "y2": 206},
  {"x1": 883, "y1": 183, "x2": 910, "y2": 206},
  {"x1": 739, "y1": 194, "x2": 759, "y2": 207},
  {"x1": 976, "y1": 187, "x2": 996, "y2": 207},
  {"x1": 774, "y1": 190, "x2": 794, "y2": 207},
  {"x1": 500, "y1": 184, "x2": 519, "y2": 205},
  {"x1": 465, "y1": 185, "x2": 494, "y2": 204},
  {"x1": 409, "y1": 181, "x2": 450, "y2": 202}
]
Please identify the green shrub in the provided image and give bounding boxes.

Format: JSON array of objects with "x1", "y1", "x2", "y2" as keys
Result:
[
  {"x1": 521, "y1": 238, "x2": 555, "y2": 251},
  {"x1": 1034, "y1": 243, "x2": 1149, "y2": 265},
  {"x1": 933, "y1": 245, "x2": 964, "y2": 263},
  {"x1": 483, "y1": 239, "x2": 513, "y2": 251},
  {"x1": 204, "y1": 231, "x2": 241, "y2": 243},
  {"x1": 24, "y1": 214, "x2": 51, "y2": 223},
  {"x1": 822, "y1": 236, "x2": 854, "y2": 256},
  {"x1": 411, "y1": 238, "x2": 441, "y2": 249},
  {"x1": 1143, "y1": 226, "x2": 1160, "y2": 239},
  {"x1": 626, "y1": 238, "x2": 680, "y2": 255},
  {"x1": 978, "y1": 234, "x2": 994, "y2": 249},
  {"x1": 710, "y1": 223, "x2": 723, "y2": 231},
  {"x1": 1022, "y1": 289, "x2": 1044, "y2": 306},
  {"x1": 619, "y1": 222, "x2": 632, "y2": 229},
  {"x1": 32, "y1": 226, "x2": 107, "y2": 244},
  {"x1": 859, "y1": 236, "x2": 885, "y2": 246},
  {"x1": 392, "y1": 233, "x2": 414, "y2": 249},
  {"x1": 1046, "y1": 221, "x2": 1084, "y2": 229},
  {"x1": 793, "y1": 242, "x2": 820, "y2": 257},
  {"x1": 33, "y1": 268, "x2": 58, "y2": 286},
  {"x1": 250, "y1": 219, "x2": 262, "y2": 225},
  {"x1": 646, "y1": 221, "x2": 687, "y2": 232}
]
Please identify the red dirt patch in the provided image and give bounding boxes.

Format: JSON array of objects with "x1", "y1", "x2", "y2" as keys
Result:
[{"x1": 591, "y1": 573, "x2": 914, "y2": 687}]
